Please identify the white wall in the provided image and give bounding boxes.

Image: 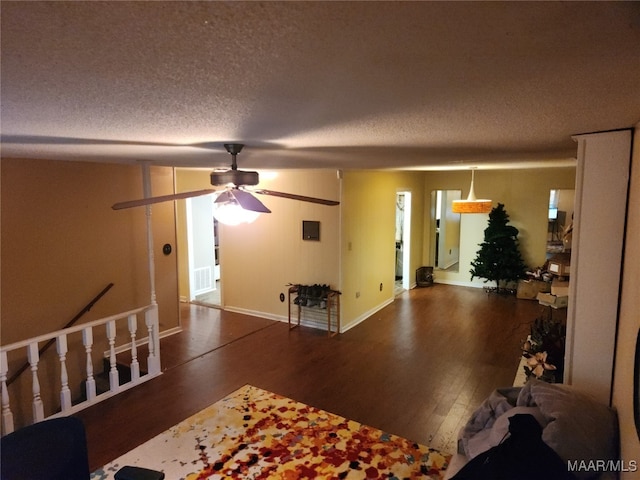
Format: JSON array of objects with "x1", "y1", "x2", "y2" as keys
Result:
[
  {"x1": 566, "y1": 129, "x2": 632, "y2": 405},
  {"x1": 612, "y1": 122, "x2": 640, "y2": 478}
]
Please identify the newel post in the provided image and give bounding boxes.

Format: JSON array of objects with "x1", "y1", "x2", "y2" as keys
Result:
[
  {"x1": 145, "y1": 305, "x2": 161, "y2": 375},
  {"x1": 142, "y1": 163, "x2": 161, "y2": 375}
]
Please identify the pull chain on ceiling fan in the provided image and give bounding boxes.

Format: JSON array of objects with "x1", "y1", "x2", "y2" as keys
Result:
[{"x1": 112, "y1": 143, "x2": 339, "y2": 225}]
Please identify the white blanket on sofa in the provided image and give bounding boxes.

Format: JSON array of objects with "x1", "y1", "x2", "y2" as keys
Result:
[{"x1": 456, "y1": 380, "x2": 618, "y2": 480}]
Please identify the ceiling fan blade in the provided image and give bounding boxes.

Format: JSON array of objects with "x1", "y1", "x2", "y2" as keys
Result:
[
  {"x1": 253, "y1": 189, "x2": 340, "y2": 206},
  {"x1": 112, "y1": 189, "x2": 217, "y2": 210},
  {"x1": 0, "y1": 135, "x2": 234, "y2": 150},
  {"x1": 214, "y1": 190, "x2": 233, "y2": 204},
  {"x1": 1, "y1": 134, "x2": 194, "y2": 148},
  {"x1": 229, "y1": 189, "x2": 272, "y2": 213}
]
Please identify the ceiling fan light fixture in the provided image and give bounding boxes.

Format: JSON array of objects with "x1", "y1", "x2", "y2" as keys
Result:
[
  {"x1": 213, "y1": 200, "x2": 261, "y2": 225},
  {"x1": 210, "y1": 170, "x2": 259, "y2": 187},
  {"x1": 213, "y1": 189, "x2": 267, "y2": 225},
  {"x1": 452, "y1": 168, "x2": 493, "y2": 214},
  {"x1": 112, "y1": 143, "x2": 338, "y2": 214}
]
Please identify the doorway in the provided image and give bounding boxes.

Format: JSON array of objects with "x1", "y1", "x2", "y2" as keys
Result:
[
  {"x1": 547, "y1": 189, "x2": 575, "y2": 258},
  {"x1": 395, "y1": 191, "x2": 412, "y2": 293},
  {"x1": 186, "y1": 194, "x2": 221, "y2": 307},
  {"x1": 430, "y1": 190, "x2": 461, "y2": 272}
]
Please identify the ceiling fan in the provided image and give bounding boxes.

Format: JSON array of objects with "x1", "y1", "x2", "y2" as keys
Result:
[{"x1": 112, "y1": 143, "x2": 339, "y2": 223}]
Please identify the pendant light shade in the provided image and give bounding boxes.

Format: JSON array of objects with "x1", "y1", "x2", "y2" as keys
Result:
[{"x1": 452, "y1": 169, "x2": 492, "y2": 214}]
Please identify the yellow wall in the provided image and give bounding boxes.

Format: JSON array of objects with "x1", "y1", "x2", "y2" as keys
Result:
[
  {"x1": 338, "y1": 167, "x2": 575, "y2": 327},
  {"x1": 613, "y1": 123, "x2": 640, "y2": 477},
  {"x1": 175, "y1": 168, "x2": 341, "y2": 321},
  {"x1": 176, "y1": 166, "x2": 576, "y2": 330},
  {"x1": 1, "y1": 160, "x2": 570, "y2": 337},
  {"x1": 340, "y1": 170, "x2": 425, "y2": 328},
  {"x1": 177, "y1": 167, "x2": 429, "y2": 330},
  {"x1": 1, "y1": 158, "x2": 179, "y2": 424},
  {"x1": 423, "y1": 168, "x2": 576, "y2": 286},
  {"x1": 1, "y1": 159, "x2": 180, "y2": 340}
]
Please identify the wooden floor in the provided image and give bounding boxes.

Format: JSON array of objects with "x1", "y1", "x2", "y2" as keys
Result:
[{"x1": 77, "y1": 284, "x2": 541, "y2": 471}]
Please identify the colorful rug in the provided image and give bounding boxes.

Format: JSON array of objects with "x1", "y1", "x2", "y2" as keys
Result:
[{"x1": 91, "y1": 385, "x2": 451, "y2": 479}]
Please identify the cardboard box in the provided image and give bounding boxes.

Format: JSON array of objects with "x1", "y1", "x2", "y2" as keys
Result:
[
  {"x1": 548, "y1": 253, "x2": 571, "y2": 277},
  {"x1": 537, "y1": 292, "x2": 569, "y2": 309},
  {"x1": 517, "y1": 279, "x2": 551, "y2": 300},
  {"x1": 551, "y1": 278, "x2": 570, "y2": 296}
]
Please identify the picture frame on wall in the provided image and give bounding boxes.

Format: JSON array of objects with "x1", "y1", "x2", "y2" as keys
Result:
[{"x1": 302, "y1": 220, "x2": 320, "y2": 241}]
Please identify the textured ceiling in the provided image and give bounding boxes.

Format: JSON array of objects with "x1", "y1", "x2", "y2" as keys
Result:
[{"x1": 1, "y1": 1, "x2": 639, "y2": 171}]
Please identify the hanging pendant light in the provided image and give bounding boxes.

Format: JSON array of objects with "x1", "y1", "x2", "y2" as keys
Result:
[{"x1": 452, "y1": 168, "x2": 492, "y2": 214}]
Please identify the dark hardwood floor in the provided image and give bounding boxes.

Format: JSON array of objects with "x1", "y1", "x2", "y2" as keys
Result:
[{"x1": 76, "y1": 284, "x2": 541, "y2": 471}]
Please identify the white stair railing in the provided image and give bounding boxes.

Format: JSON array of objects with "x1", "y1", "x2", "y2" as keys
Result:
[{"x1": 0, "y1": 304, "x2": 161, "y2": 436}]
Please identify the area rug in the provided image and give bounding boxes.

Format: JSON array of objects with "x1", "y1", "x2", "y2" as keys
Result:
[{"x1": 91, "y1": 385, "x2": 451, "y2": 479}]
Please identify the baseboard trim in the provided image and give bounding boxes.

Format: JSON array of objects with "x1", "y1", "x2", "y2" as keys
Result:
[
  {"x1": 225, "y1": 298, "x2": 396, "y2": 336},
  {"x1": 223, "y1": 306, "x2": 288, "y2": 324},
  {"x1": 224, "y1": 305, "x2": 338, "y2": 334},
  {"x1": 340, "y1": 297, "x2": 395, "y2": 333},
  {"x1": 434, "y1": 279, "x2": 485, "y2": 288}
]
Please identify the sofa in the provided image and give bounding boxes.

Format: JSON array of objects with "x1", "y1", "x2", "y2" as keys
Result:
[{"x1": 444, "y1": 380, "x2": 619, "y2": 480}]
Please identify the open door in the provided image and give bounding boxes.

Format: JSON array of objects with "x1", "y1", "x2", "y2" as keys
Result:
[
  {"x1": 430, "y1": 190, "x2": 461, "y2": 272},
  {"x1": 395, "y1": 191, "x2": 412, "y2": 293},
  {"x1": 186, "y1": 194, "x2": 221, "y2": 306}
]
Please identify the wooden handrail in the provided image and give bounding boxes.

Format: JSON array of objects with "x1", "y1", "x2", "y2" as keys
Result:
[{"x1": 6, "y1": 283, "x2": 114, "y2": 386}]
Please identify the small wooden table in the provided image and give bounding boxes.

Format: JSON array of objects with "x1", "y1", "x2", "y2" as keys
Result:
[{"x1": 287, "y1": 285, "x2": 341, "y2": 337}]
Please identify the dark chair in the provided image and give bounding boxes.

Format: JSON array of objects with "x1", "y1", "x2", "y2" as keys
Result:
[
  {"x1": 1, "y1": 417, "x2": 164, "y2": 480},
  {"x1": 1, "y1": 417, "x2": 90, "y2": 480}
]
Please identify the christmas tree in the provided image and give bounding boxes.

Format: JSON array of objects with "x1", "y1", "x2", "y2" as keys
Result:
[{"x1": 470, "y1": 203, "x2": 527, "y2": 293}]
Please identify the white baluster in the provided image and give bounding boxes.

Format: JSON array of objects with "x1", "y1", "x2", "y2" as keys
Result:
[
  {"x1": 127, "y1": 314, "x2": 140, "y2": 381},
  {"x1": 106, "y1": 321, "x2": 120, "y2": 392},
  {"x1": 1, "y1": 351, "x2": 14, "y2": 434},
  {"x1": 27, "y1": 343, "x2": 44, "y2": 422},
  {"x1": 56, "y1": 335, "x2": 72, "y2": 411},
  {"x1": 145, "y1": 314, "x2": 155, "y2": 369},
  {"x1": 145, "y1": 305, "x2": 161, "y2": 375},
  {"x1": 83, "y1": 327, "x2": 96, "y2": 401}
]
